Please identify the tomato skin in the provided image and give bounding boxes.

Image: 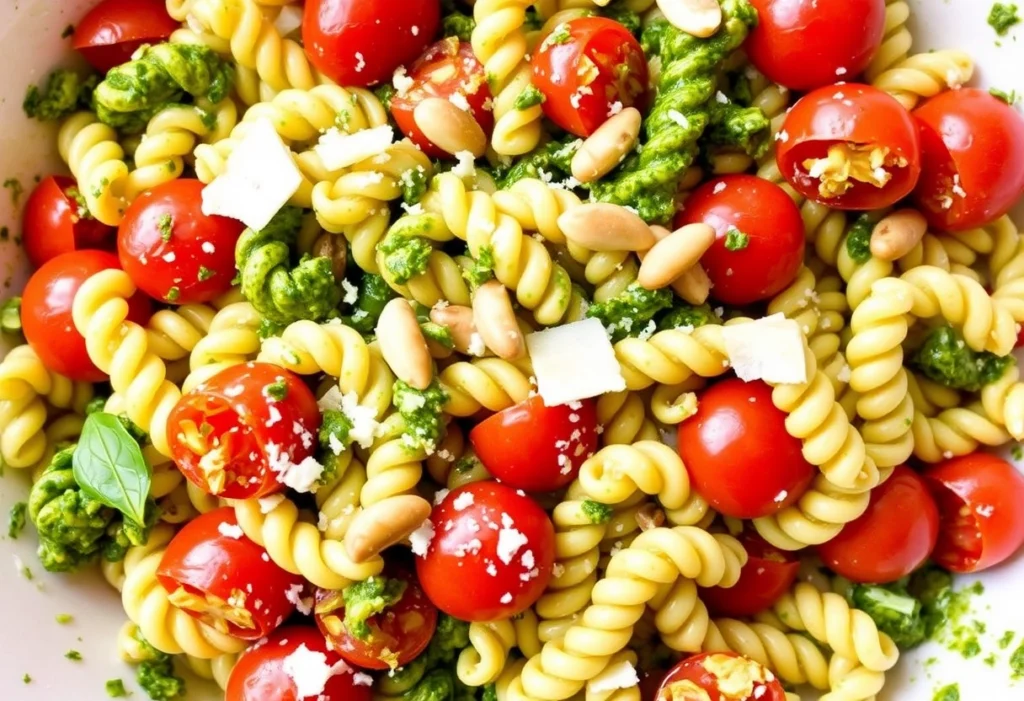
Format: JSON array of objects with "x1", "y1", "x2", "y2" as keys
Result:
[
  {"x1": 22, "y1": 176, "x2": 114, "y2": 268},
  {"x1": 416, "y1": 482, "x2": 555, "y2": 622},
  {"x1": 118, "y1": 179, "x2": 243, "y2": 305},
  {"x1": 21, "y1": 250, "x2": 152, "y2": 382},
  {"x1": 911, "y1": 88, "x2": 1024, "y2": 232},
  {"x1": 776, "y1": 84, "x2": 922, "y2": 210},
  {"x1": 674, "y1": 174, "x2": 804, "y2": 305},
  {"x1": 700, "y1": 530, "x2": 800, "y2": 618},
  {"x1": 73, "y1": 0, "x2": 179, "y2": 72},
  {"x1": 531, "y1": 17, "x2": 649, "y2": 137},
  {"x1": 226, "y1": 626, "x2": 372, "y2": 701},
  {"x1": 302, "y1": 0, "x2": 439, "y2": 87},
  {"x1": 923, "y1": 454, "x2": 1024, "y2": 573},
  {"x1": 166, "y1": 363, "x2": 321, "y2": 499},
  {"x1": 655, "y1": 653, "x2": 788, "y2": 701}
]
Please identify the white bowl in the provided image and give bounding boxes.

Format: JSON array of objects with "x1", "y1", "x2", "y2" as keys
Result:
[{"x1": 1, "y1": 0, "x2": 1023, "y2": 699}]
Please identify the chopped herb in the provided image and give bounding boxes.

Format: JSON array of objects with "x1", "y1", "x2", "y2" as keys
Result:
[
  {"x1": 1012, "y1": 444, "x2": 1023, "y2": 461},
  {"x1": 724, "y1": 228, "x2": 750, "y2": 251},
  {"x1": 157, "y1": 213, "x2": 174, "y2": 242},
  {"x1": 454, "y1": 455, "x2": 480, "y2": 474},
  {"x1": 989, "y1": 3, "x2": 1021, "y2": 36},
  {"x1": 1, "y1": 296, "x2": 22, "y2": 334},
  {"x1": 7, "y1": 501, "x2": 26, "y2": 539},
  {"x1": 932, "y1": 683, "x2": 959, "y2": 701},
  {"x1": 197, "y1": 266, "x2": 215, "y2": 281},
  {"x1": 990, "y1": 87, "x2": 1020, "y2": 104},
  {"x1": 581, "y1": 499, "x2": 613, "y2": 524},
  {"x1": 1012, "y1": 640, "x2": 1024, "y2": 680},
  {"x1": 106, "y1": 679, "x2": 130, "y2": 698},
  {"x1": 3, "y1": 177, "x2": 24, "y2": 206},
  {"x1": 23, "y1": 674, "x2": 31, "y2": 684},
  {"x1": 845, "y1": 215, "x2": 873, "y2": 264},
  {"x1": 65, "y1": 650, "x2": 83, "y2": 661},
  {"x1": 544, "y1": 22, "x2": 573, "y2": 48},
  {"x1": 442, "y1": 11, "x2": 476, "y2": 42},
  {"x1": 462, "y1": 245, "x2": 496, "y2": 289},
  {"x1": 55, "y1": 613, "x2": 74, "y2": 624},
  {"x1": 586, "y1": 282, "x2": 673, "y2": 343},
  {"x1": 264, "y1": 381, "x2": 288, "y2": 401},
  {"x1": 514, "y1": 84, "x2": 545, "y2": 110},
  {"x1": 166, "y1": 286, "x2": 180, "y2": 302},
  {"x1": 1000, "y1": 631, "x2": 1016, "y2": 649},
  {"x1": 61, "y1": 24, "x2": 75, "y2": 39}
]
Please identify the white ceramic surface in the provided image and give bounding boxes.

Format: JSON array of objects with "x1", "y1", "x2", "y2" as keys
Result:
[{"x1": 0, "y1": 0, "x2": 1022, "y2": 699}]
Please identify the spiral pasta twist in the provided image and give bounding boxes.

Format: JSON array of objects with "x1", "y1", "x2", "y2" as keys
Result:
[
  {"x1": 187, "y1": 652, "x2": 240, "y2": 690},
  {"x1": 185, "y1": 301, "x2": 262, "y2": 392},
  {"x1": 146, "y1": 303, "x2": 219, "y2": 362},
  {"x1": 597, "y1": 391, "x2": 661, "y2": 445},
  {"x1": 315, "y1": 450, "x2": 368, "y2": 541},
  {"x1": 439, "y1": 356, "x2": 535, "y2": 416},
  {"x1": 0, "y1": 343, "x2": 94, "y2": 412},
  {"x1": 576, "y1": 441, "x2": 701, "y2": 515},
  {"x1": 701, "y1": 617, "x2": 831, "y2": 690},
  {"x1": 458, "y1": 609, "x2": 542, "y2": 687},
  {"x1": 376, "y1": 214, "x2": 471, "y2": 308},
  {"x1": 57, "y1": 112, "x2": 131, "y2": 226},
  {"x1": 358, "y1": 412, "x2": 429, "y2": 508},
  {"x1": 819, "y1": 654, "x2": 887, "y2": 701},
  {"x1": 752, "y1": 474, "x2": 872, "y2": 551},
  {"x1": 613, "y1": 325, "x2": 731, "y2": 391}
]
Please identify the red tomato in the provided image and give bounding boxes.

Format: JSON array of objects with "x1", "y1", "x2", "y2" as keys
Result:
[
  {"x1": 675, "y1": 175, "x2": 803, "y2": 305},
  {"x1": 700, "y1": 530, "x2": 800, "y2": 617},
  {"x1": 313, "y1": 565, "x2": 438, "y2": 671},
  {"x1": 746, "y1": 0, "x2": 886, "y2": 91},
  {"x1": 817, "y1": 466, "x2": 939, "y2": 583},
  {"x1": 22, "y1": 176, "x2": 114, "y2": 268},
  {"x1": 416, "y1": 482, "x2": 555, "y2": 622},
  {"x1": 226, "y1": 626, "x2": 372, "y2": 701},
  {"x1": 776, "y1": 84, "x2": 921, "y2": 210},
  {"x1": 391, "y1": 39, "x2": 494, "y2": 158},
  {"x1": 72, "y1": 0, "x2": 179, "y2": 72},
  {"x1": 166, "y1": 363, "x2": 321, "y2": 499},
  {"x1": 21, "y1": 250, "x2": 152, "y2": 382},
  {"x1": 531, "y1": 17, "x2": 649, "y2": 137},
  {"x1": 118, "y1": 179, "x2": 243, "y2": 305},
  {"x1": 655, "y1": 653, "x2": 787, "y2": 701},
  {"x1": 912, "y1": 88, "x2": 1024, "y2": 232},
  {"x1": 157, "y1": 508, "x2": 303, "y2": 640},
  {"x1": 923, "y1": 454, "x2": 1024, "y2": 573},
  {"x1": 678, "y1": 379, "x2": 815, "y2": 519},
  {"x1": 302, "y1": 0, "x2": 439, "y2": 87},
  {"x1": 469, "y1": 396, "x2": 598, "y2": 492}
]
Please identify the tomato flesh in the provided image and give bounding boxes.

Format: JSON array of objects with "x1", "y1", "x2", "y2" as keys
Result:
[
  {"x1": 701, "y1": 530, "x2": 800, "y2": 618},
  {"x1": 73, "y1": 0, "x2": 180, "y2": 72},
  {"x1": 22, "y1": 175, "x2": 114, "y2": 268},
  {"x1": 655, "y1": 652, "x2": 787, "y2": 701}
]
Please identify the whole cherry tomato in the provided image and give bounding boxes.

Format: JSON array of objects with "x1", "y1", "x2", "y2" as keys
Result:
[
  {"x1": 72, "y1": 0, "x2": 179, "y2": 72},
  {"x1": 22, "y1": 176, "x2": 114, "y2": 268},
  {"x1": 470, "y1": 395, "x2": 599, "y2": 492},
  {"x1": 655, "y1": 652, "x2": 787, "y2": 701},
  {"x1": 912, "y1": 88, "x2": 1024, "y2": 232},
  {"x1": 531, "y1": 17, "x2": 649, "y2": 137},
  {"x1": 416, "y1": 482, "x2": 555, "y2": 622},
  {"x1": 21, "y1": 250, "x2": 152, "y2": 382},
  {"x1": 166, "y1": 363, "x2": 321, "y2": 499},
  {"x1": 302, "y1": 0, "x2": 439, "y2": 87},
  {"x1": 776, "y1": 84, "x2": 921, "y2": 210},
  {"x1": 923, "y1": 453, "x2": 1024, "y2": 573},
  {"x1": 678, "y1": 379, "x2": 815, "y2": 519},
  {"x1": 674, "y1": 174, "x2": 804, "y2": 305},
  {"x1": 118, "y1": 179, "x2": 243, "y2": 305},
  {"x1": 700, "y1": 530, "x2": 800, "y2": 618}
]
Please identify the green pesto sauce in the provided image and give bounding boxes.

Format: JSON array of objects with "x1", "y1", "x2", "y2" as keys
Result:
[
  {"x1": 341, "y1": 575, "x2": 408, "y2": 640},
  {"x1": 394, "y1": 380, "x2": 449, "y2": 453},
  {"x1": 724, "y1": 229, "x2": 750, "y2": 251},
  {"x1": 442, "y1": 12, "x2": 476, "y2": 42},
  {"x1": 845, "y1": 215, "x2": 874, "y2": 264},
  {"x1": 495, "y1": 137, "x2": 578, "y2": 190},
  {"x1": 65, "y1": 650, "x2": 82, "y2": 661},
  {"x1": 197, "y1": 266, "x2": 215, "y2": 282},
  {"x1": 23, "y1": 70, "x2": 96, "y2": 122},
  {"x1": 999, "y1": 631, "x2": 1016, "y2": 649},
  {"x1": 1011, "y1": 640, "x2": 1024, "y2": 680},
  {"x1": 911, "y1": 326, "x2": 1015, "y2": 392},
  {"x1": 402, "y1": 166, "x2": 430, "y2": 205},
  {"x1": 462, "y1": 245, "x2": 496, "y2": 290},
  {"x1": 707, "y1": 99, "x2": 771, "y2": 159},
  {"x1": 586, "y1": 282, "x2": 673, "y2": 342},
  {"x1": 933, "y1": 683, "x2": 960, "y2": 701},
  {"x1": 581, "y1": 500, "x2": 613, "y2": 524},
  {"x1": 657, "y1": 303, "x2": 721, "y2": 331},
  {"x1": 157, "y1": 213, "x2": 174, "y2": 242},
  {"x1": 263, "y1": 380, "x2": 288, "y2": 401},
  {"x1": 379, "y1": 232, "x2": 433, "y2": 285},
  {"x1": 514, "y1": 84, "x2": 545, "y2": 110},
  {"x1": 344, "y1": 273, "x2": 396, "y2": 334},
  {"x1": 989, "y1": 3, "x2": 1021, "y2": 36},
  {"x1": 7, "y1": 501, "x2": 27, "y2": 538},
  {"x1": 105, "y1": 679, "x2": 129, "y2": 698},
  {"x1": 421, "y1": 320, "x2": 455, "y2": 349}
]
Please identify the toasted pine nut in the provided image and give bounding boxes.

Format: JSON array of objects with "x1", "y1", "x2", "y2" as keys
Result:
[
  {"x1": 558, "y1": 203, "x2": 656, "y2": 252},
  {"x1": 413, "y1": 97, "x2": 487, "y2": 158},
  {"x1": 656, "y1": 0, "x2": 722, "y2": 38},
  {"x1": 571, "y1": 107, "x2": 642, "y2": 183},
  {"x1": 376, "y1": 299, "x2": 433, "y2": 389},
  {"x1": 674, "y1": 264, "x2": 712, "y2": 304},
  {"x1": 312, "y1": 233, "x2": 347, "y2": 280},
  {"x1": 344, "y1": 495, "x2": 433, "y2": 563},
  {"x1": 636, "y1": 503, "x2": 666, "y2": 531},
  {"x1": 637, "y1": 223, "x2": 716, "y2": 290},
  {"x1": 472, "y1": 281, "x2": 525, "y2": 360},
  {"x1": 870, "y1": 209, "x2": 928, "y2": 261},
  {"x1": 429, "y1": 304, "x2": 482, "y2": 356}
]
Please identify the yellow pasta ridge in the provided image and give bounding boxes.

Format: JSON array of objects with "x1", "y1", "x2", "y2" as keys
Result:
[
  {"x1": 439, "y1": 356, "x2": 534, "y2": 416},
  {"x1": 58, "y1": 112, "x2": 130, "y2": 226},
  {"x1": 185, "y1": 300, "x2": 261, "y2": 393},
  {"x1": 701, "y1": 617, "x2": 831, "y2": 690},
  {"x1": 598, "y1": 390, "x2": 662, "y2": 445},
  {"x1": 820, "y1": 654, "x2": 887, "y2": 701},
  {"x1": 357, "y1": 412, "x2": 429, "y2": 508},
  {"x1": 376, "y1": 213, "x2": 471, "y2": 308},
  {"x1": 458, "y1": 610, "x2": 541, "y2": 687}
]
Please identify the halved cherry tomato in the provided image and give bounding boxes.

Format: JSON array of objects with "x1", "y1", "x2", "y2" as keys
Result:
[
  {"x1": 166, "y1": 362, "x2": 321, "y2": 500},
  {"x1": 22, "y1": 176, "x2": 114, "y2": 268},
  {"x1": 531, "y1": 17, "x2": 648, "y2": 137},
  {"x1": 818, "y1": 465, "x2": 939, "y2": 584},
  {"x1": 678, "y1": 379, "x2": 815, "y2": 519},
  {"x1": 746, "y1": 0, "x2": 886, "y2": 91},
  {"x1": 118, "y1": 179, "x2": 243, "y2": 305},
  {"x1": 674, "y1": 174, "x2": 804, "y2": 305},
  {"x1": 391, "y1": 38, "x2": 494, "y2": 158},
  {"x1": 73, "y1": 0, "x2": 179, "y2": 72},
  {"x1": 21, "y1": 250, "x2": 152, "y2": 382},
  {"x1": 776, "y1": 84, "x2": 921, "y2": 210},
  {"x1": 314, "y1": 564, "x2": 438, "y2": 671},
  {"x1": 923, "y1": 454, "x2": 1024, "y2": 573},
  {"x1": 416, "y1": 482, "x2": 555, "y2": 622},
  {"x1": 226, "y1": 625, "x2": 372, "y2": 701},
  {"x1": 655, "y1": 652, "x2": 787, "y2": 701},
  {"x1": 302, "y1": 0, "x2": 439, "y2": 87},
  {"x1": 470, "y1": 396, "x2": 598, "y2": 492},
  {"x1": 912, "y1": 88, "x2": 1024, "y2": 232},
  {"x1": 700, "y1": 530, "x2": 800, "y2": 618}
]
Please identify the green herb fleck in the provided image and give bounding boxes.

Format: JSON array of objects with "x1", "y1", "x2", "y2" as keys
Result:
[
  {"x1": 7, "y1": 501, "x2": 27, "y2": 538},
  {"x1": 56, "y1": 613, "x2": 74, "y2": 625},
  {"x1": 3, "y1": 178, "x2": 24, "y2": 206},
  {"x1": 1013, "y1": 445, "x2": 1024, "y2": 461},
  {"x1": 62, "y1": 24, "x2": 75, "y2": 39},
  {"x1": 514, "y1": 84, "x2": 545, "y2": 110},
  {"x1": 157, "y1": 214, "x2": 174, "y2": 242},
  {"x1": 911, "y1": 326, "x2": 1015, "y2": 392},
  {"x1": 990, "y1": 87, "x2": 1021, "y2": 105},
  {"x1": 1, "y1": 296, "x2": 23, "y2": 334},
  {"x1": 845, "y1": 215, "x2": 873, "y2": 264},
  {"x1": 106, "y1": 679, "x2": 130, "y2": 698},
  {"x1": 401, "y1": 166, "x2": 429, "y2": 205},
  {"x1": 724, "y1": 228, "x2": 750, "y2": 251},
  {"x1": 340, "y1": 575, "x2": 408, "y2": 640},
  {"x1": 393, "y1": 379, "x2": 449, "y2": 453},
  {"x1": 1000, "y1": 631, "x2": 1016, "y2": 649},
  {"x1": 932, "y1": 683, "x2": 959, "y2": 701},
  {"x1": 586, "y1": 282, "x2": 673, "y2": 343},
  {"x1": 543, "y1": 22, "x2": 573, "y2": 49},
  {"x1": 1012, "y1": 640, "x2": 1024, "y2": 680},
  {"x1": 581, "y1": 499, "x2": 613, "y2": 524},
  {"x1": 65, "y1": 650, "x2": 82, "y2": 661},
  {"x1": 657, "y1": 303, "x2": 722, "y2": 332},
  {"x1": 197, "y1": 266, "x2": 215, "y2": 282},
  {"x1": 463, "y1": 246, "x2": 496, "y2": 289},
  {"x1": 989, "y1": 3, "x2": 1021, "y2": 36},
  {"x1": 442, "y1": 12, "x2": 476, "y2": 42},
  {"x1": 23, "y1": 674, "x2": 31, "y2": 684},
  {"x1": 166, "y1": 287, "x2": 180, "y2": 302},
  {"x1": 264, "y1": 380, "x2": 288, "y2": 401}
]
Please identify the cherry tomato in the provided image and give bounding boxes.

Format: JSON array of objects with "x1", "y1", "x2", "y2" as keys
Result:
[
  {"x1": 470, "y1": 396, "x2": 598, "y2": 492},
  {"x1": 700, "y1": 530, "x2": 800, "y2": 617},
  {"x1": 817, "y1": 466, "x2": 939, "y2": 584},
  {"x1": 416, "y1": 482, "x2": 555, "y2": 622},
  {"x1": 678, "y1": 379, "x2": 815, "y2": 519},
  {"x1": 21, "y1": 250, "x2": 152, "y2": 382},
  {"x1": 22, "y1": 176, "x2": 114, "y2": 268},
  {"x1": 776, "y1": 84, "x2": 921, "y2": 210},
  {"x1": 118, "y1": 179, "x2": 243, "y2": 305},
  {"x1": 923, "y1": 454, "x2": 1024, "y2": 573},
  {"x1": 166, "y1": 362, "x2": 321, "y2": 499},
  {"x1": 746, "y1": 0, "x2": 886, "y2": 91},
  {"x1": 314, "y1": 564, "x2": 438, "y2": 671},
  {"x1": 655, "y1": 653, "x2": 787, "y2": 701},
  {"x1": 390, "y1": 39, "x2": 494, "y2": 158},
  {"x1": 226, "y1": 625, "x2": 372, "y2": 701},
  {"x1": 302, "y1": 0, "x2": 439, "y2": 87},
  {"x1": 912, "y1": 88, "x2": 1024, "y2": 232},
  {"x1": 531, "y1": 17, "x2": 649, "y2": 137},
  {"x1": 72, "y1": 0, "x2": 179, "y2": 72},
  {"x1": 675, "y1": 175, "x2": 804, "y2": 305}
]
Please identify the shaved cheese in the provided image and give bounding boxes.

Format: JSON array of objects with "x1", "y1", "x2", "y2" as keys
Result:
[
  {"x1": 217, "y1": 522, "x2": 244, "y2": 539},
  {"x1": 588, "y1": 660, "x2": 639, "y2": 694},
  {"x1": 281, "y1": 644, "x2": 349, "y2": 698},
  {"x1": 409, "y1": 519, "x2": 436, "y2": 556},
  {"x1": 273, "y1": 5, "x2": 303, "y2": 36},
  {"x1": 526, "y1": 319, "x2": 626, "y2": 406},
  {"x1": 721, "y1": 314, "x2": 807, "y2": 384},
  {"x1": 315, "y1": 125, "x2": 394, "y2": 170},
  {"x1": 317, "y1": 386, "x2": 382, "y2": 448}
]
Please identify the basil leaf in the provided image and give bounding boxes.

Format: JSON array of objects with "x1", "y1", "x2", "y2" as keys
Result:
[{"x1": 72, "y1": 413, "x2": 151, "y2": 525}]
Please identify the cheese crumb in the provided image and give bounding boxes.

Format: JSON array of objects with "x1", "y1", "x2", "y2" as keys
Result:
[
  {"x1": 409, "y1": 519, "x2": 436, "y2": 556},
  {"x1": 452, "y1": 150, "x2": 477, "y2": 179},
  {"x1": 281, "y1": 644, "x2": 348, "y2": 698},
  {"x1": 315, "y1": 125, "x2": 395, "y2": 171},
  {"x1": 721, "y1": 314, "x2": 808, "y2": 384},
  {"x1": 217, "y1": 522, "x2": 244, "y2": 539},
  {"x1": 588, "y1": 660, "x2": 639, "y2": 694}
]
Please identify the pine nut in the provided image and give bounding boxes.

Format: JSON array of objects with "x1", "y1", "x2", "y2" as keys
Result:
[
  {"x1": 656, "y1": 0, "x2": 722, "y2": 38},
  {"x1": 429, "y1": 304, "x2": 482, "y2": 356},
  {"x1": 674, "y1": 263, "x2": 712, "y2": 304},
  {"x1": 637, "y1": 223, "x2": 716, "y2": 290},
  {"x1": 870, "y1": 209, "x2": 928, "y2": 261},
  {"x1": 376, "y1": 299, "x2": 433, "y2": 389},
  {"x1": 312, "y1": 232, "x2": 347, "y2": 280},
  {"x1": 571, "y1": 107, "x2": 642, "y2": 184},
  {"x1": 557, "y1": 203, "x2": 656, "y2": 251},
  {"x1": 413, "y1": 97, "x2": 487, "y2": 158},
  {"x1": 472, "y1": 281, "x2": 525, "y2": 360},
  {"x1": 344, "y1": 495, "x2": 433, "y2": 563},
  {"x1": 636, "y1": 503, "x2": 666, "y2": 531}
]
